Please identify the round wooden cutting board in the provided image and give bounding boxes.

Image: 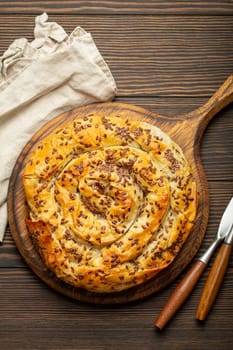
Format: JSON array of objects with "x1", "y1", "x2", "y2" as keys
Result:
[{"x1": 8, "y1": 76, "x2": 233, "y2": 304}]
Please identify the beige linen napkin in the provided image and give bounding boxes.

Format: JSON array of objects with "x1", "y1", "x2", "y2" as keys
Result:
[{"x1": 0, "y1": 13, "x2": 117, "y2": 242}]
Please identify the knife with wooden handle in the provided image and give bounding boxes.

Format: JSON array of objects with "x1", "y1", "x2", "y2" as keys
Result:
[
  {"x1": 154, "y1": 197, "x2": 233, "y2": 330},
  {"x1": 196, "y1": 225, "x2": 233, "y2": 321}
]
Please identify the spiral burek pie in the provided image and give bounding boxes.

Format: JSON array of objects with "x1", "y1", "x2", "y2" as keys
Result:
[{"x1": 23, "y1": 110, "x2": 197, "y2": 293}]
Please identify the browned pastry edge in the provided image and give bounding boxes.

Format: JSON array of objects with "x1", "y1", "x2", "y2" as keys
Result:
[{"x1": 23, "y1": 112, "x2": 197, "y2": 293}]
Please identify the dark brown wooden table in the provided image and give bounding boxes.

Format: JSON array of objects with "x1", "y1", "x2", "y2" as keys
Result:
[{"x1": 0, "y1": 2, "x2": 233, "y2": 349}]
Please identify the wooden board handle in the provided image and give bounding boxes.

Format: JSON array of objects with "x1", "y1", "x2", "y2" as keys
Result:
[
  {"x1": 169, "y1": 75, "x2": 233, "y2": 153},
  {"x1": 196, "y1": 243, "x2": 232, "y2": 321},
  {"x1": 154, "y1": 260, "x2": 206, "y2": 330},
  {"x1": 187, "y1": 75, "x2": 233, "y2": 128}
]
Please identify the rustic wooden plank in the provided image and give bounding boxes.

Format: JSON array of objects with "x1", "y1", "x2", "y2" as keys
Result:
[
  {"x1": 0, "y1": 227, "x2": 25, "y2": 267},
  {"x1": 0, "y1": 0, "x2": 233, "y2": 15},
  {"x1": 0, "y1": 265, "x2": 232, "y2": 350},
  {"x1": 0, "y1": 15, "x2": 232, "y2": 96},
  {"x1": 0, "y1": 270, "x2": 232, "y2": 320}
]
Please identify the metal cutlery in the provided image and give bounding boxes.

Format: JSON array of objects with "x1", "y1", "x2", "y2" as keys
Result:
[
  {"x1": 155, "y1": 197, "x2": 233, "y2": 330},
  {"x1": 196, "y1": 223, "x2": 233, "y2": 321}
]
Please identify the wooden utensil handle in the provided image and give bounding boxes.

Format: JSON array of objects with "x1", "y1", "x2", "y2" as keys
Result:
[
  {"x1": 196, "y1": 243, "x2": 232, "y2": 321},
  {"x1": 154, "y1": 260, "x2": 206, "y2": 330}
]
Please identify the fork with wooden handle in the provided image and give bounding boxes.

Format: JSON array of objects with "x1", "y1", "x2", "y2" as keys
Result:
[
  {"x1": 154, "y1": 197, "x2": 233, "y2": 330},
  {"x1": 196, "y1": 224, "x2": 233, "y2": 321}
]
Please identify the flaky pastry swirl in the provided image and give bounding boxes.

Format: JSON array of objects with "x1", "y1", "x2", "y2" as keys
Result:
[{"x1": 23, "y1": 112, "x2": 197, "y2": 293}]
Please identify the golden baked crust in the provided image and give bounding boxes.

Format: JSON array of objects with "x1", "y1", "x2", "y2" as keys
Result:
[{"x1": 23, "y1": 112, "x2": 197, "y2": 293}]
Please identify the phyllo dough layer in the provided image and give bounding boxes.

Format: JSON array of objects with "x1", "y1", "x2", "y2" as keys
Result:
[{"x1": 23, "y1": 113, "x2": 197, "y2": 293}]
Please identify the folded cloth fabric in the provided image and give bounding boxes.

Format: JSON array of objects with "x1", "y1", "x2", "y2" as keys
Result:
[{"x1": 0, "y1": 13, "x2": 117, "y2": 242}]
